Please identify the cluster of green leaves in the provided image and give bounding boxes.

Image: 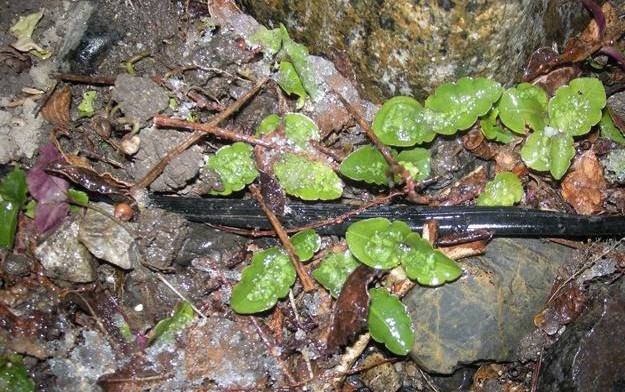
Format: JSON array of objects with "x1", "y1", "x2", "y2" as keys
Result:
[
  {"x1": 231, "y1": 218, "x2": 461, "y2": 355},
  {"x1": 252, "y1": 24, "x2": 318, "y2": 108},
  {"x1": 0, "y1": 354, "x2": 34, "y2": 392},
  {"x1": 476, "y1": 172, "x2": 524, "y2": 207},
  {"x1": 0, "y1": 167, "x2": 27, "y2": 249}
]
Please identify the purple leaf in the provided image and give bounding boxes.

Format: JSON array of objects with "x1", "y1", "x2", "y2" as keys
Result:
[
  {"x1": 581, "y1": 0, "x2": 606, "y2": 38},
  {"x1": 599, "y1": 46, "x2": 625, "y2": 71},
  {"x1": 34, "y1": 202, "x2": 69, "y2": 234},
  {"x1": 27, "y1": 144, "x2": 68, "y2": 203}
]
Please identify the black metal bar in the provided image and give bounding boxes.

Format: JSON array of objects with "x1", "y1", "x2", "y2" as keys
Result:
[{"x1": 150, "y1": 195, "x2": 625, "y2": 238}]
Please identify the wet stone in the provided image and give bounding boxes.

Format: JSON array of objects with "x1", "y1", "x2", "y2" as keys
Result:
[
  {"x1": 111, "y1": 74, "x2": 169, "y2": 123},
  {"x1": 130, "y1": 127, "x2": 203, "y2": 192},
  {"x1": 404, "y1": 238, "x2": 574, "y2": 374},
  {"x1": 34, "y1": 218, "x2": 97, "y2": 283},
  {"x1": 537, "y1": 278, "x2": 625, "y2": 391},
  {"x1": 78, "y1": 204, "x2": 138, "y2": 270},
  {"x1": 135, "y1": 208, "x2": 190, "y2": 270}
]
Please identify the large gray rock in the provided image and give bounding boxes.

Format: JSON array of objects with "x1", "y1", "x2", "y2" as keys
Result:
[
  {"x1": 538, "y1": 278, "x2": 625, "y2": 391},
  {"x1": 404, "y1": 238, "x2": 574, "y2": 374},
  {"x1": 242, "y1": 0, "x2": 589, "y2": 102}
]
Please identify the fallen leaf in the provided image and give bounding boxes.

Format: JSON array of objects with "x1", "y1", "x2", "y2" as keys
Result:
[
  {"x1": 41, "y1": 86, "x2": 71, "y2": 129},
  {"x1": 325, "y1": 264, "x2": 378, "y2": 353},
  {"x1": 561, "y1": 151, "x2": 607, "y2": 214}
]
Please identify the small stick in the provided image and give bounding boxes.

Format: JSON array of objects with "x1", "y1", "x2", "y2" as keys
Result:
[
  {"x1": 133, "y1": 77, "x2": 268, "y2": 190},
  {"x1": 208, "y1": 191, "x2": 404, "y2": 237},
  {"x1": 249, "y1": 184, "x2": 316, "y2": 292},
  {"x1": 54, "y1": 73, "x2": 116, "y2": 85},
  {"x1": 152, "y1": 116, "x2": 272, "y2": 148},
  {"x1": 335, "y1": 93, "x2": 429, "y2": 204}
]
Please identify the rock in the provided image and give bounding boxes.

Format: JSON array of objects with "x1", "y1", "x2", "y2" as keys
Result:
[
  {"x1": 537, "y1": 278, "x2": 625, "y2": 391},
  {"x1": 34, "y1": 219, "x2": 97, "y2": 283},
  {"x1": 242, "y1": 0, "x2": 589, "y2": 102},
  {"x1": 130, "y1": 126, "x2": 203, "y2": 192},
  {"x1": 78, "y1": 204, "x2": 138, "y2": 270},
  {"x1": 135, "y1": 208, "x2": 190, "y2": 270},
  {"x1": 0, "y1": 98, "x2": 44, "y2": 164},
  {"x1": 183, "y1": 317, "x2": 280, "y2": 388},
  {"x1": 112, "y1": 74, "x2": 169, "y2": 123},
  {"x1": 403, "y1": 238, "x2": 574, "y2": 374},
  {"x1": 176, "y1": 223, "x2": 244, "y2": 267},
  {"x1": 360, "y1": 352, "x2": 402, "y2": 392}
]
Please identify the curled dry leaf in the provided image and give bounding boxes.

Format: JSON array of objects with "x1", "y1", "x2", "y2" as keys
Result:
[
  {"x1": 463, "y1": 127, "x2": 497, "y2": 160},
  {"x1": 561, "y1": 151, "x2": 607, "y2": 215},
  {"x1": 325, "y1": 264, "x2": 378, "y2": 353},
  {"x1": 41, "y1": 85, "x2": 71, "y2": 129}
]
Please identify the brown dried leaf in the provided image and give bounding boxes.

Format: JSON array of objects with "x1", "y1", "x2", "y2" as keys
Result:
[
  {"x1": 561, "y1": 151, "x2": 607, "y2": 215},
  {"x1": 559, "y1": 1, "x2": 624, "y2": 64},
  {"x1": 524, "y1": 47, "x2": 559, "y2": 81},
  {"x1": 531, "y1": 66, "x2": 582, "y2": 96},
  {"x1": 325, "y1": 264, "x2": 378, "y2": 353},
  {"x1": 41, "y1": 85, "x2": 71, "y2": 129},
  {"x1": 259, "y1": 172, "x2": 287, "y2": 216}
]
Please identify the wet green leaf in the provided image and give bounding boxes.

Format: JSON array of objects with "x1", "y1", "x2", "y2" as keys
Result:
[
  {"x1": 67, "y1": 188, "x2": 89, "y2": 206},
  {"x1": 0, "y1": 167, "x2": 27, "y2": 249},
  {"x1": 250, "y1": 25, "x2": 286, "y2": 55},
  {"x1": 480, "y1": 109, "x2": 514, "y2": 143},
  {"x1": 284, "y1": 113, "x2": 320, "y2": 149},
  {"x1": 150, "y1": 301, "x2": 194, "y2": 344},
  {"x1": 548, "y1": 77, "x2": 606, "y2": 136},
  {"x1": 312, "y1": 250, "x2": 360, "y2": 298},
  {"x1": 425, "y1": 77, "x2": 503, "y2": 135},
  {"x1": 207, "y1": 142, "x2": 259, "y2": 195},
  {"x1": 339, "y1": 145, "x2": 389, "y2": 185},
  {"x1": 277, "y1": 61, "x2": 307, "y2": 108},
  {"x1": 346, "y1": 218, "x2": 412, "y2": 269},
  {"x1": 282, "y1": 30, "x2": 318, "y2": 99},
  {"x1": 498, "y1": 83, "x2": 548, "y2": 134},
  {"x1": 396, "y1": 147, "x2": 431, "y2": 182},
  {"x1": 231, "y1": 247, "x2": 296, "y2": 314},
  {"x1": 549, "y1": 132, "x2": 575, "y2": 180},
  {"x1": 599, "y1": 110, "x2": 625, "y2": 145},
  {"x1": 367, "y1": 288, "x2": 414, "y2": 356},
  {"x1": 372, "y1": 96, "x2": 436, "y2": 146},
  {"x1": 77, "y1": 90, "x2": 97, "y2": 118},
  {"x1": 256, "y1": 114, "x2": 281, "y2": 137},
  {"x1": 291, "y1": 229, "x2": 321, "y2": 261},
  {"x1": 402, "y1": 233, "x2": 462, "y2": 286},
  {"x1": 0, "y1": 354, "x2": 35, "y2": 392},
  {"x1": 24, "y1": 200, "x2": 36, "y2": 219},
  {"x1": 476, "y1": 171, "x2": 524, "y2": 206},
  {"x1": 520, "y1": 129, "x2": 551, "y2": 172},
  {"x1": 274, "y1": 153, "x2": 343, "y2": 200}
]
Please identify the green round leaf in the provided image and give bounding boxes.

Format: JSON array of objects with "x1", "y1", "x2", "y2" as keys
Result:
[
  {"x1": 549, "y1": 133, "x2": 575, "y2": 180},
  {"x1": 372, "y1": 96, "x2": 436, "y2": 146},
  {"x1": 498, "y1": 83, "x2": 548, "y2": 134},
  {"x1": 277, "y1": 61, "x2": 307, "y2": 108},
  {"x1": 401, "y1": 233, "x2": 462, "y2": 286},
  {"x1": 480, "y1": 109, "x2": 514, "y2": 143},
  {"x1": 0, "y1": 354, "x2": 35, "y2": 392},
  {"x1": 291, "y1": 229, "x2": 321, "y2": 262},
  {"x1": 339, "y1": 145, "x2": 389, "y2": 185},
  {"x1": 256, "y1": 114, "x2": 281, "y2": 137},
  {"x1": 231, "y1": 247, "x2": 296, "y2": 314},
  {"x1": 367, "y1": 288, "x2": 414, "y2": 356},
  {"x1": 599, "y1": 110, "x2": 625, "y2": 145},
  {"x1": 346, "y1": 218, "x2": 412, "y2": 269},
  {"x1": 548, "y1": 77, "x2": 606, "y2": 136},
  {"x1": 476, "y1": 171, "x2": 524, "y2": 206},
  {"x1": 425, "y1": 77, "x2": 503, "y2": 135},
  {"x1": 273, "y1": 153, "x2": 343, "y2": 200},
  {"x1": 207, "y1": 142, "x2": 259, "y2": 196},
  {"x1": 396, "y1": 147, "x2": 431, "y2": 181},
  {"x1": 520, "y1": 130, "x2": 550, "y2": 172},
  {"x1": 312, "y1": 250, "x2": 360, "y2": 298},
  {"x1": 284, "y1": 113, "x2": 320, "y2": 149}
]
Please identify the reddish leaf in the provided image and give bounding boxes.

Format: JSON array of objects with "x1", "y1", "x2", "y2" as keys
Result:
[
  {"x1": 561, "y1": 151, "x2": 607, "y2": 215},
  {"x1": 34, "y1": 202, "x2": 69, "y2": 234},
  {"x1": 524, "y1": 47, "x2": 559, "y2": 81},
  {"x1": 41, "y1": 86, "x2": 71, "y2": 129},
  {"x1": 531, "y1": 66, "x2": 582, "y2": 96},
  {"x1": 326, "y1": 264, "x2": 379, "y2": 353}
]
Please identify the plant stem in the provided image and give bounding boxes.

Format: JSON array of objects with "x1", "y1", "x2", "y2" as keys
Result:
[{"x1": 249, "y1": 184, "x2": 316, "y2": 292}]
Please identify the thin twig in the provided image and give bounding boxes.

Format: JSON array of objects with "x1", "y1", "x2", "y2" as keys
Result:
[
  {"x1": 208, "y1": 191, "x2": 404, "y2": 237},
  {"x1": 249, "y1": 184, "x2": 316, "y2": 292},
  {"x1": 156, "y1": 273, "x2": 207, "y2": 318},
  {"x1": 334, "y1": 92, "x2": 429, "y2": 204},
  {"x1": 54, "y1": 73, "x2": 116, "y2": 85},
  {"x1": 133, "y1": 77, "x2": 268, "y2": 191}
]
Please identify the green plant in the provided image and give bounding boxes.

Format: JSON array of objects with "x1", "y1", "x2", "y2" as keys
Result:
[
  {"x1": 476, "y1": 171, "x2": 524, "y2": 206},
  {"x1": 0, "y1": 167, "x2": 27, "y2": 249}
]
